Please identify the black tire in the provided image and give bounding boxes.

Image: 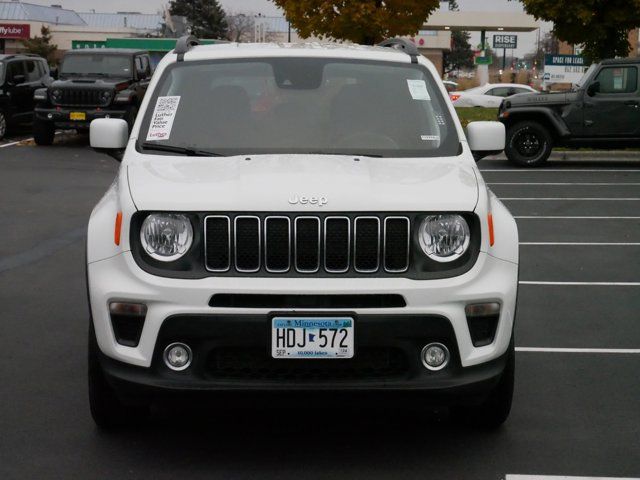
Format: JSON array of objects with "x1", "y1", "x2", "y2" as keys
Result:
[
  {"x1": 452, "y1": 336, "x2": 515, "y2": 429},
  {"x1": 88, "y1": 322, "x2": 149, "y2": 429},
  {"x1": 33, "y1": 119, "x2": 55, "y2": 146},
  {"x1": 505, "y1": 121, "x2": 553, "y2": 167},
  {"x1": 0, "y1": 110, "x2": 8, "y2": 141}
]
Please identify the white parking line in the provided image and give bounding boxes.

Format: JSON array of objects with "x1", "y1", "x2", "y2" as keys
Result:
[
  {"x1": 516, "y1": 348, "x2": 640, "y2": 354},
  {"x1": 480, "y1": 169, "x2": 640, "y2": 172},
  {"x1": 520, "y1": 242, "x2": 640, "y2": 246},
  {"x1": 501, "y1": 198, "x2": 640, "y2": 201},
  {"x1": 0, "y1": 140, "x2": 25, "y2": 148},
  {"x1": 514, "y1": 216, "x2": 640, "y2": 219},
  {"x1": 489, "y1": 182, "x2": 640, "y2": 185},
  {"x1": 506, "y1": 475, "x2": 640, "y2": 480},
  {"x1": 520, "y1": 281, "x2": 640, "y2": 286}
]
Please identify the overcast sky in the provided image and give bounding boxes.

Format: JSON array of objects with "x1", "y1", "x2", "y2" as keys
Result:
[{"x1": 23, "y1": 0, "x2": 546, "y2": 55}]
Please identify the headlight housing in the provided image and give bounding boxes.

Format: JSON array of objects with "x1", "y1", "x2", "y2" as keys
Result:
[
  {"x1": 100, "y1": 90, "x2": 113, "y2": 104},
  {"x1": 140, "y1": 213, "x2": 193, "y2": 262},
  {"x1": 50, "y1": 88, "x2": 62, "y2": 102},
  {"x1": 418, "y1": 214, "x2": 470, "y2": 262}
]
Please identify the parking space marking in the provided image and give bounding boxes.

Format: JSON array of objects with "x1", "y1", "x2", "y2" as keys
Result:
[
  {"x1": 489, "y1": 182, "x2": 640, "y2": 185},
  {"x1": 520, "y1": 242, "x2": 640, "y2": 246},
  {"x1": 0, "y1": 140, "x2": 25, "y2": 148},
  {"x1": 480, "y1": 169, "x2": 640, "y2": 172},
  {"x1": 516, "y1": 347, "x2": 640, "y2": 354},
  {"x1": 501, "y1": 198, "x2": 640, "y2": 201},
  {"x1": 520, "y1": 281, "x2": 640, "y2": 286},
  {"x1": 514, "y1": 216, "x2": 640, "y2": 219},
  {"x1": 506, "y1": 475, "x2": 640, "y2": 480}
]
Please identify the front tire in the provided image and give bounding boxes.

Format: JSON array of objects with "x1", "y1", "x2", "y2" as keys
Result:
[
  {"x1": 452, "y1": 336, "x2": 515, "y2": 429},
  {"x1": 505, "y1": 121, "x2": 553, "y2": 167},
  {"x1": 0, "y1": 111, "x2": 7, "y2": 140},
  {"x1": 88, "y1": 322, "x2": 149, "y2": 429},
  {"x1": 33, "y1": 119, "x2": 55, "y2": 146}
]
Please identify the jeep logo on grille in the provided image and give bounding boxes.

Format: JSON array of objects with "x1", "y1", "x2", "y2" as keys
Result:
[{"x1": 288, "y1": 195, "x2": 328, "y2": 207}]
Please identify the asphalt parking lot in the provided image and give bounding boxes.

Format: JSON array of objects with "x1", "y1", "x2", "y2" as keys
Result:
[{"x1": 1, "y1": 134, "x2": 639, "y2": 480}]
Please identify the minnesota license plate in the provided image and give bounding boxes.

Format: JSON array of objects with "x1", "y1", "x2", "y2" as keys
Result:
[
  {"x1": 70, "y1": 112, "x2": 86, "y2": 121},
  {"x1": 271, "y1": 317, "x2": 354, "y2": 359}
]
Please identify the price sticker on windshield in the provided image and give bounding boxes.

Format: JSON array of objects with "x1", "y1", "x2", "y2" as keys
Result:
[
  {"x1": 407, "y1": 79, "x2": 431, "y2": 101},
  {"x1": 146, "y1": 96, "x2": 181, "y2": 141}
]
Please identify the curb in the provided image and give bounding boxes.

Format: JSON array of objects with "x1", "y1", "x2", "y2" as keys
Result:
[{"x1": 491, "y1": 150, "x2": 640, "y2": 161}]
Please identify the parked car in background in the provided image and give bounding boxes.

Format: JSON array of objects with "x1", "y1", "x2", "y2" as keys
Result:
[
  {"x1": 451, "y1": 83, "x2": 537, "y2": 108},
  {"x1": 499, "y1": 58, "x2": 640, "y2": 167},
  {"x1": 443, "y1": 80, "x2": 458, "y2": 93},
  {"x1": 33, "y1": 48, "x2": 152, "y2": 146},
  {"x1": 0, "y1": 53, "x2": 50, "y2": 141}
]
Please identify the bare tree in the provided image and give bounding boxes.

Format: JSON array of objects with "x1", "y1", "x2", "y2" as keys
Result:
[{"x1": 227, "y1": 13, "x2": 255, "y2": 42}]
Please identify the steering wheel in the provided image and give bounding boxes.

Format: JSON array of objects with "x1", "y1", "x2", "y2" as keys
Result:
[{"x1": 335, "y1": 132, "x2": 399, "y2": 150}]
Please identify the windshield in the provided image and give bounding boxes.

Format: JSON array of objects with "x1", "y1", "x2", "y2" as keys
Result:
[
  {"x1": 139, "y1": 57, "x2": 459, "y2": 158},
  {"x1": 60, "y1": 54, "x2": 132, "y2": 77},
  {"x1": 575, "y1": 64, "x2": 598, "y2": 89},
  {"x1": 0, "y1": 62, "x2": 4, "y2": 83}
]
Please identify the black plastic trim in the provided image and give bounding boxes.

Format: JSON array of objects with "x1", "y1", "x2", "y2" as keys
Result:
[{"x1": 209, "y1": 293, "x2": 407, "y2": 309}]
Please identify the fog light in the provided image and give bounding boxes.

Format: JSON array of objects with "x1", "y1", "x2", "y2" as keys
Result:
[
  {"x1": 163, "y1": 343, "x2": 192, "y2": 371},
  {"x1": 421, "y1": 343, "x2": 450, "y2": 371}
]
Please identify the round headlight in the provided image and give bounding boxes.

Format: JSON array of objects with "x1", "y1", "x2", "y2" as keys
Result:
[
  {"x1": 100, "y1": 90, "x2": 112, "y2": 102},
  {"x1": 140, "y1": 213, "x2": 193, "y2": 262},
  {"x1": 51, "y1": 89, "x2": 62, "y2": 101},
  {"x1": 418, "y1": 214, "x2": 470, "y2": 262}
]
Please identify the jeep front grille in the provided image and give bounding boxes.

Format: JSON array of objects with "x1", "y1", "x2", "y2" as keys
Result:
[
  {"x1": 204, "y1": 214, "x2": 410, "y2": 275},
  {"x1": 51, "y1": 89, "x2": 110, "y2": 107}
]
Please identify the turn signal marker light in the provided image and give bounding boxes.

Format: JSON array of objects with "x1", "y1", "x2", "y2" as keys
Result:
[
  {"x1": 450, "y1": 94, "x2": 461, "y2": 102},
  {"x1": 488, "y1": 214, "x2": 495, "y2": 247},
  {"x1": 114, "y1": 212, "x2": 123, "y2": 246}
]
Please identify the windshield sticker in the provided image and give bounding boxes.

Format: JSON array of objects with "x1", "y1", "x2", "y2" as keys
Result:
[
  {"x1": 146, "y1": 96, "x2": 181, "y2": 141},
  {"x1": 407, "y1": 79, "x2": 431, "y2": 101},
  {"x1": 421, "y1": 135, "x2": 440, "y2": 142}
]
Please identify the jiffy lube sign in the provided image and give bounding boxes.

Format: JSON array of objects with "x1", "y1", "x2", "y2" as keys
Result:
[{"x1": 0, "y1": 24, "x2": 31, "y2": 39}]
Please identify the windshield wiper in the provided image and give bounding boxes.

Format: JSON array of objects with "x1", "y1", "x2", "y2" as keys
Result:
[
  {"x1": 308, "y1": 151, "x2": 383, "y2": 158},
  {"x1": 141, "y1": 142, "x2": 225, "y2": 157}
]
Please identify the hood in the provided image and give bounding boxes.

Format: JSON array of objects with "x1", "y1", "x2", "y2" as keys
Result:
[
  {"x1": 508, "y1": 91, "x2": 579, "y2": 107},
  {"x1": 127, "y1": 154, "x2": 479, "y2": 213}
]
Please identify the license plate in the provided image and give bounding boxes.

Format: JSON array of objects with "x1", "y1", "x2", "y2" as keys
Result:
[
  {"x1": 70, "y1": 112, "x2": 86, "y2": 121},
  {"x1": 271, "y1": 317, "x2": 354, "y2": 359}
]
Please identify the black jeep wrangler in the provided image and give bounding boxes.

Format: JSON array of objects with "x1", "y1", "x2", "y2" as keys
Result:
[
  {"x1": 0, "y1": 53, "x2": 50, "y2": 141},
  {"x1": 499, "y1": 58, "x2": 640, "y2": 167},
  {"x1": 33, "y1": 48, "x2": 152, "y2": 145}
]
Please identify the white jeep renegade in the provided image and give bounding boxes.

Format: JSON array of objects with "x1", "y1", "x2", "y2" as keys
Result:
[{"x1": 87, "y1": 37, "x2": 519, "y2": 428}]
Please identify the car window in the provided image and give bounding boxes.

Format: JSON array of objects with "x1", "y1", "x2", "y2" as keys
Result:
[
  {"x1": 139, "y1": 58, "x2": 460, "y2": 158},
  {"x1": 6, "y1": 61, "x2": 24, "y2": 83},
  {"x1": 595, "y1": 66, "x2": 638, "y2": 94},
  {"x1": 0, "y1": 62, "x2": 4, "y2": 84},
  {"x1": 513, "y1": 87, "x2": 533, "y2": 94},
  {"x1": 25, "y1": 60, "x2": 41, "y2": 82},
  {"x1": 61, "y1": 54, "x2": 132, "y2": 77},
  {"x1": 486, "y1": 87, "x2": 511, "y2": 97},
  {"x1": 37, "y1": 60, "x2": 48, "y2": 77},
  {"x1": 135, "y1": 56, "x2": 144, "y2": 77}
]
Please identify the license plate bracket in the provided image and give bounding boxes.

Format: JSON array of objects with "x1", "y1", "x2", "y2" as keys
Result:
[{"x1": 271, "y1": 316, "x2": 355, "y2": 359}]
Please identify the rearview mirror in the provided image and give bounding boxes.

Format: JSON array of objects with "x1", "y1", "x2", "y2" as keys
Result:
[
  {"x1": 587, "y1": 81, "x2": 600, "y2": 97},
  {"x1": 466, "y1": 121, "x2": 506, "y2": 162},
  {"x1": 90, "y1": 118, "x2": 129, "y2": 162}
]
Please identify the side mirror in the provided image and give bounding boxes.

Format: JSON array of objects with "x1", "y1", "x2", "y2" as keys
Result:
[
  {"x1": 466, "y1": 121, "x2": 506, "y2": 162},
  {"x1": 90, "y1": 119, "x2": 129, "y2": 162},
  {"x1": 587, "y1": 81, "x2": 600, "y2": 97}
]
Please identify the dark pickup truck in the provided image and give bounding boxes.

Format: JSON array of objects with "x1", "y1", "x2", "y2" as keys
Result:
[
  {"x1": 498, "y1": 58, "x2": 640, "y2": 166},
  {"x1": 33, "y1": 48, "x2": 152, "y2": 145}
]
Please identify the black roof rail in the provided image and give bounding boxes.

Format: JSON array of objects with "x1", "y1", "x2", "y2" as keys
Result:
[
  {"x1": 3, "y1": 53, "x2": 43, "y2": 60},
  {"x1": 174, "y1": 35, "x2": 200, "y2": 61},
  {"x1": 378, "y1": 38, "x2": 419, "y2": 64}
]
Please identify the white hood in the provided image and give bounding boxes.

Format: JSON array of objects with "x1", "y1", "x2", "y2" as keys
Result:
[{"x1": 127, "y1": 154, "x2": 479, "y2": 212}]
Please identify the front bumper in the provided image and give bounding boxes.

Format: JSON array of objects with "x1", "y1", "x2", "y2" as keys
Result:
[
  {"x1": 89, "y1": 250, "x2": 518, "y2": 372},
  {"x1": 35, "y1": 106, "x2": 128, "y2": 130},
  {"x1": 98, "y1": 312, "x2": 509, "y2": 403}
]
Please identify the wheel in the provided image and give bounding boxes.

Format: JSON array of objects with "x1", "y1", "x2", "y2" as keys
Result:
[
  {"x1": 452, "y1": 336, "x2": 515, "y2": 429},
  {"x1": 505, "y1": 121, "x2": 553, "y2": 167},
  {"x1": 33, "y1": 119, "x2": 55, "y2": 146},
  {"x1": 88, "y1": 322, "x2": 149, "y2": 429},
  {"x1": 0, "y1": 110, "x2": 7, "y2": 140}
]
